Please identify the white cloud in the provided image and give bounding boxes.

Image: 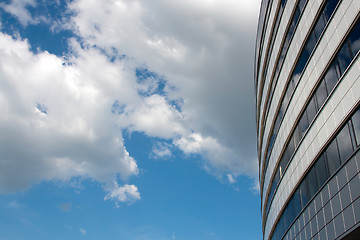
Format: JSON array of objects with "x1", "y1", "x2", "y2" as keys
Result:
[
  {"x1": 0, "y1": 33, "x2": 139, "y2": 195},
  {"x1": 227, "y1": 173, "x2": 235, "y2": 184},
  {"x1": 0, "y1": 0, "x2": 38, "y2": 26},
  {"x1": 0, "y1": 0, "x2": 261, "y2": 198},
  {"x1": 151, "y1": 142, "x2": 172, "y2": 160},
  {"x1": 104, "y1": 183, "x2": 141, "y2": 206},
  {"x1": 67, "y1": 0, "x2": 260, "y2": 177}
]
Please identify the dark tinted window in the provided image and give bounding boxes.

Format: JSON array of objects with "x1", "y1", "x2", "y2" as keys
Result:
[
  {"x1": 293, "y1": 127, "x2": 301, "y2": 148},
  {"x1": 324, "y1": 0, "x2": 339, "y2": 19},
  {"x1": 307, "y1": 167, "x2": 319, "y2": 197},
  {"x1": 326, "y1": 139, "x2": 341, "y2": 175},
  {"x1": 299, "y1": 180, "x2": 309, "y2": 208},
  {"x1": 337, "y1": 41, "x2": 353, "y2": 75},
  {"x1": 348, "y1": 18, "x2": 360, "y2": 56},
  {"x1": 352, "y1": 109, "x2": 360, "y2": 146},
  {"x1": 337, "y1": 123, "x2": 353, "y2": 163},
  {"x1": 315, "y1": 154, "x2": 329, "y2": 187},
  {"x1": 299, "y1": 112, "x2": 309, "y2": 138},
  {"x1": 315, "y1": 80, "x2": 328, "y2": 109},
  {"x1": 307, "y1": 96, "x2": 317, "y2": 122},
  {"x1": 314, "y1": 13, "x2": 326, "y2": 39},
  {"x1": 324, "y1": 61, "x2": 340, "y2": 93},
  {"x1": 305, "y1": 32, "x2": 317, "y2": 55},
  {"x1": 293, "y1": 188, "x2": 302, "y2": 215}
]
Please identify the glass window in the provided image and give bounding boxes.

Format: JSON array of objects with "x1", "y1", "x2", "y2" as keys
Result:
[
  {"x1": 348, "y1": 17, "x2": 360, "y2": 57},
  {"x1": 307, "y1": 167, "x2": 319, "y2": 197},
  {"x1": 324, "y1": 60, "x2": 340, "y2": 94},
  {"x1": 324, "y1": 0, "x2": 339, "y2": 20},
  {"x1": 289, "y1": 7, "x2": 300, "y2": 35},
  {"x1": 337, "y1": 41, "x2": 353, "y2": 75},
  {"x1": 306, "y1": 96, "x2": 317, "y2": 123},
  {"x1": 351, "y1": 108, "x2": 360, "y2": 146},
  {"x1": 298, "y1": 0, "x2": 306, "y2": 11},
  {"x1": 315, "y1": 80, "x2": 328, "y2": 109},
  {"x1": 315, "y1": 154, "x2": 329, "y2": 187},
  {"x1": 293, "y1": 188, "x2": 302, "y2": 216},
  {"x1": 299, "y1": 180, "x2": 309, "y2": 208},
  {"x1": 326, "y1": 139, "x2": 341, "y2": 176},
  {"x1": 293, "y1": 126, "x2": 301, "y2": 148},
  {"x1": 287, "y1": 137, "x2": 295, "y2": 157},
  {"x1": 314, "y1": 13, "x2": 326, "y2": 40},
  {"x1": 337, "y1": 123, "x2": 353, "y2": 163},
  {"x1": 299, "y1": 111, "x2": 309, "y2": 138},
  {"x1": 305, "y1": 32, "x2": 317, "y2": 55},
  {"x1": 294, "y1": 51, "x2": 309, "y2": 78}
]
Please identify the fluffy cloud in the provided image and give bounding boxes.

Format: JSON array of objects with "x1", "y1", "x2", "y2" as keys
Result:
[
  {"x1": 0, "y1": 33, "x2": 140, "y2": 197},
  {"x1": 0, "y1": 0, "x2": 38, "y2": 26},
  {"x1": 0, "y1": 0, "x2": 260, "y2": 200},
  {"x1": 104, "y1": 183, "x2": 141, "y2": 206},
  {"x1": 67, "y1": 0, "x2": 260, "y2": 176}
]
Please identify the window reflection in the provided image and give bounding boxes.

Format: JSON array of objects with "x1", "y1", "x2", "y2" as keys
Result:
[
  {"x1": 315, "y1": 80, "x2": 328, "y2": 109},
  {"x1": 337, "y1": 123, "x2": 353, "y2": 164},
  {"x1": 271, "y1": 105, "x2": 360, "y2": 240},
  {"x1": 351, "y1": 109, "x2": 360, "y2": 146},
  {"x1": 326, "y1": 139, "x2": 341, "y2": 175}
]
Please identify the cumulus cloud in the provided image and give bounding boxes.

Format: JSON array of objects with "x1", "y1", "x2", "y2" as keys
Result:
[
  {"x1": 0, "y1": 0, "x2": 36, "y2": 26},
  {"x1": 67, "y1": 0, "x2": 260, "y2": 177},
  {"x1": 104, "y1": 183, "x2": 141, "y2": 206},
  {"x1": 0, "y1": 0, "x2": 260, "y2": 200},
  {"x1": 151, "y1": 142, "x2": 173, "y2": 160},
  {"x1": 0, "y1": 33, "x2": 139, "y2": 198}
]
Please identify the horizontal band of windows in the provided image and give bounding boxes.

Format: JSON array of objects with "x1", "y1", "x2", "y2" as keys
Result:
[
  {"x1": 256, "y1": 0, "x2": 276, "y2": 90},
  {"x1": 263, "y1": 19, "x2": 360, "y2": 225},
  {"x1": 270, "y1": 105, "x2": 360, "y2": 240},
  {"x1": 259, "y1": 0, "x2": 310, "y2": 190},
  {"x1": 261, "y1": 0, "x2": 340, "y2": 184},
  {"x1": 258, "y1": 0, "x2": 308, "y2": 170},
  {"x1": 257, "y1": 0, "x2": 289, "y2": 123},
  {"x1": 261, "y1": 0, "x2": 341, "y2": 210}
]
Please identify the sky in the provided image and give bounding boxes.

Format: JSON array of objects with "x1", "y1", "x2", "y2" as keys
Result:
[{"x1": 0, "y1": 0, "x2": 261, "y2": 239}]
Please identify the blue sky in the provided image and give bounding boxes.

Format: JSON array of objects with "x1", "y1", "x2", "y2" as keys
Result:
[{"x1": 0, "y1": 0, "x2": 261, "y2": 239}]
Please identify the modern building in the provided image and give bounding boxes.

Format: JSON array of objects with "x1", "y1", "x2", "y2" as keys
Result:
[{"x1": 255, "y1": 0, "x2": 360, "y2": 239}]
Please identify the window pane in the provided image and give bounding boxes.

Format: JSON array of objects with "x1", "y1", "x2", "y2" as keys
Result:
[
  {"x1": 315, "y1": 80, "x2": 328, "y2": 109},
  {"x1": 299, "y1": 111, "x2": 309, "y2": 138},
  {"x1": 289, "y1": 7, "x2": 300, "y2": 35},
  {"x1": 307, "y1": 96, "x2": 317, "y2": 123},
  {"x1": 293, "y1": 188, "x2": 302, "y2": 216},
  {"x1": 314, "y1": 13, "x2": 326, "y2": 39},
  {"x1": 337, "y1": 41, "x2": 353, "y2": 75},
  {"x1": 337, "y1": 123, "x2": 353, "y2": 163},
  {"x1": 315, "y1": 154, "x2": 329, "y2": 187},
  {"x1": 305, "y1": 32, "x2": 317, "y2": 55},
  {"x1": 348, "y1": 19, "x2": 360, "y2": 56},
  {"x1": 324, "y1": 60, "x2": 340, "y2": 93},
  {"x1": 300, "y1": 180, "x2": 309, "y2": 208},
  {"x1": 293, "y1": 126, "x2": 301, "y2": 148},
  {"x1": 324, "y1": 0, "x2": 339, "y2": 20},
  {"x1": 307, "y1": 167, "x2": 319, "y2": 197},
  {"x1": 326, "y1": 139, "x2": 341, "y2": 176},
  {"x1": 294, "y1": 50, "x2": 309, "y2": 77},
  {"x1": 352, "y1": 108, "x2": 360, "y2": 146},
  {"x1": 298, "y1": 0, "x2": 306, "y2": 12}
]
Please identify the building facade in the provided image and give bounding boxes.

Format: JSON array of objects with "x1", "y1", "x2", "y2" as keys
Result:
[{"x1": 255, "y1": 0, "x2": 360, "y2": 239}]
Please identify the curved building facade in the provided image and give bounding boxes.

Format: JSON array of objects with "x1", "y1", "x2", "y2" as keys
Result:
[{"x1": 255, "y1": 0, "x2": 360, "y2": 239}]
